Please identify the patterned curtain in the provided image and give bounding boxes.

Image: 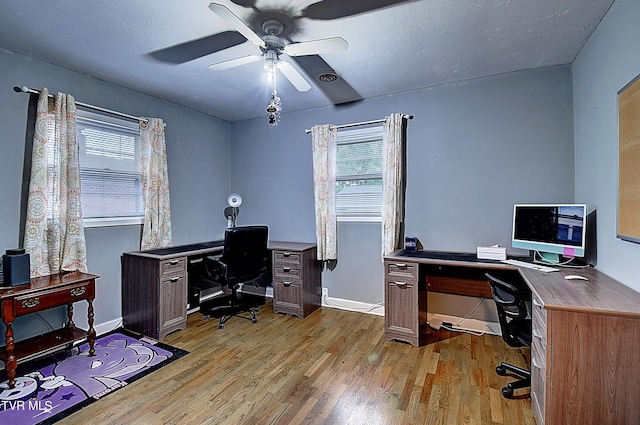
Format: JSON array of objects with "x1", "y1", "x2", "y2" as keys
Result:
[
  {"x1": 140, "y1": 118, "x2": 173, "y2": 249},
  {"x1": 23, "y1": 88, "x2": 87, "y2": 276},
  {"x1": 311, "y1": 124, "x2": 338, "y2": 262},
  {"x1": 381, "y1": 113, "x2": 407, "y2": 256}
]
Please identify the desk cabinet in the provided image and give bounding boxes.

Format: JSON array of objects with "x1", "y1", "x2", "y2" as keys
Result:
[
  {"x1": 518, "y1": 268, "x2": 640, "y2": 425},
  {"x1": 272, "y1": 242, "x2": 321, "y2": 319},
  {"x1": 530, "y1": 292, "x2": 547, "y2": 424},
  {"x1": 383, "y1": 259, "x2": 426, "y2": 346},
  {"x1": 121, "y1": 254, "x2": 188, "y2": 339}
]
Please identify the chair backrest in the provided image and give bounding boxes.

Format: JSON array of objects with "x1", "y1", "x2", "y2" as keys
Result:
[
  {"x1": 222, "y1": 225, "x2": 269, "y2": 282},
  {"x1": 486, "y1": 273, "x2": 531, "y2": 347}
]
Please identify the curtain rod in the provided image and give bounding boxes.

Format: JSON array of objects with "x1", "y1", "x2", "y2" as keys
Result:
[
  {"x1": 13, "y1": 86, "x2": 148, "y2": 123},
  {"x1": 304, "y1": 114, "x2": 413, "y2": 134}
]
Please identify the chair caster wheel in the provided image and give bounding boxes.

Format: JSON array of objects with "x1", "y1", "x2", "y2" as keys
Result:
[
  {"x1": 502, "y1": 386, "x2": 514, "y2": 398},
  {"x1": 251, "y1": 318, "x2": 258, "y2": 324},
  {"x1": 496, "y1": 365, "x2": 507, "y2": 376},
  {"x1": 218, "y1": 323, "x2": 224, "y2": 329}
]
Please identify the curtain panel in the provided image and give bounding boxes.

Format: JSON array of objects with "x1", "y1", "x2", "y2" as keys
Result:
[
  {"x1": 140, "y1": 118, "x2": 173, "y2": 249},
  {"x1": 382, "y1": 113, "x2": 407, "y2": 256},
  {"x1": 23, "y1": 88, "x2": 87, "y2": 276},
  {"x1": 311, "y1": 124, "x2": 338, "y2": 262}
]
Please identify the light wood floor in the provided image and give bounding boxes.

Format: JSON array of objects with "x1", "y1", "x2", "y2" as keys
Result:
[{"x1": 66, "y1": 302, "x2": 536, "y2": 425}]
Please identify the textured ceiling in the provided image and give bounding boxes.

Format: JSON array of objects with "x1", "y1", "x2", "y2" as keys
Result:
[{"x1": 0, "y1": 0, "x2": 614, "y2": 122}]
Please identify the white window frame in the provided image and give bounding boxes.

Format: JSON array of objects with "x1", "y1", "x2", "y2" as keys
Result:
[
  {"x1": 76, "y1": 110, "x2": 144, "y2": 228},
  {"x1": 336, "y1": 125, "x2": 384, "y2": 222}
]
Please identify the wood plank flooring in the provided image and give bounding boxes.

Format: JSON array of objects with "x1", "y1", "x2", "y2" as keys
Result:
[{"x1": 65, "y1": 302, "x2": 536, "y2": 424}]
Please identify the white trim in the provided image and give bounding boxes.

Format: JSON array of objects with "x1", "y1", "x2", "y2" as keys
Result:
[
  {"x1": 83, "y1": 216, "x2": 143, "y2": 228},
  {"x1": 321, "y1": 295, "x2": 385, "y2": 316},
  {"x1": 337, "y1": 216, "x2": 382, "y2": 223}
]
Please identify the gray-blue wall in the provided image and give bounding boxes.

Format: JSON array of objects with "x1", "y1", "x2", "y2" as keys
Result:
[
  {"x1": 230, "y1": 66, "x2": 575, "y2": 318},
  {"x1": 573, "y1": 0, "x2": 640, "y2": 292},
  {"x1": 0, "y1": 48, "x2": 231, "y2": 339}
]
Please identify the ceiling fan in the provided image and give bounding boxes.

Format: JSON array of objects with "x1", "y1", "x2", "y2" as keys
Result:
[
  {"x1": 207, "y1": 3, "x2": 348, "y2": 94},
  {"x1": 150, "y1": 1, "x2": 415, "y2": 106}
]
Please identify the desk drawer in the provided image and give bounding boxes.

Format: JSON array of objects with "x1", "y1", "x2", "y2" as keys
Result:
[
  {"x1": 273, "y1": 250, "x2": 303, "y2": 265},
  {"x1": 385, "y1": 260, "x2": 418, "y2": 280},
  {"x1": 274, "y1": 264, "x2": 302, "y2": 279},
  {"x1": 13, "y1": 283, "x2": 93, "y2": 316},
  {"x1": 160, "y1": 257, "x2": 186, "y2": 276},
  {"x1": 273, "y1": 278, "x2": 303, "y2": 316}
]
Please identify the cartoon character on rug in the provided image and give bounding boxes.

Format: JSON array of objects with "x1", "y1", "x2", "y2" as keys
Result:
[{"x1": 0, "y1": 333, "x2": 172, "y2": 423}]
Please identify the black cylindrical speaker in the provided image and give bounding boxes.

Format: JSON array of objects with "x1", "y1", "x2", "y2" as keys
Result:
[{"x1": 3, "y1": 249, "x2": 31, "y2": 286}]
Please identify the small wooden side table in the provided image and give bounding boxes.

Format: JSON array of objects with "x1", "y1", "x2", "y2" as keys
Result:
[{"x1": 0, "y1": 271, "x2": 99, "y2": 388}]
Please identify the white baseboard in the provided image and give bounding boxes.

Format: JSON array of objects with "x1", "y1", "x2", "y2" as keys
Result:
[
  {"x1": 321, "y1": 296, "x2": 385, "y2": 316},
  {"x1": 82, "y1": 318, "x2": 122, "y2": 337},
  {"x1": 318, "y1": 298, "x2": 500, "y2": 336}
]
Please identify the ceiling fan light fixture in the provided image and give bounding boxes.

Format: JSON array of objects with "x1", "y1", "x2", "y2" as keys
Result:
[{"x1": 266, "y1": 91, "x2": 282, "y2": 126}]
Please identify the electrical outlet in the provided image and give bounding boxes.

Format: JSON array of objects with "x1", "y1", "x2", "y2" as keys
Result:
[{"x1": 322, "y1": 287, "x2": 328, "y2": 297}]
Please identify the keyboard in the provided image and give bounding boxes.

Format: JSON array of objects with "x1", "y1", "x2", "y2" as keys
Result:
[{"x1": 501, "y1": 259, "x2": 559, "y2": 272}]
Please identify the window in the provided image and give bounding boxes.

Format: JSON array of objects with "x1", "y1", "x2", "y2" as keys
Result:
[
  {"x1": 76, "y1": 111, "x2": 143, "y2": 226},
  {"x1": 336, "y1": 126, "x2": 384, "y2": 220}
]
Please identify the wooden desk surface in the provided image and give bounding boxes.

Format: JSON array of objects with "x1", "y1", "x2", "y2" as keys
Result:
[
  {"x1": 519, "y1": 267, "x2": 640, "y2": 318},
  {"x1": 385, "y1": 249, "x2": 640, "y2": 319},
  {"x1": 124, "y1": 240, "x2": 317, "y2": 260}
]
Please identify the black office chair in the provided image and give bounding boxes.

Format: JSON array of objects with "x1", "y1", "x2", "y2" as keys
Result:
[
  {"x1": 485, "y1": 273, "x2": 532, "y2": 398},
  {"x1": 200, "y1": 225, "x2": 269, "y2": 329}
]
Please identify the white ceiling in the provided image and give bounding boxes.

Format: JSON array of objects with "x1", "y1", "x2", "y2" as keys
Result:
[{"x1": 0, "y1": 0, "x2": 614, "y2": 122}]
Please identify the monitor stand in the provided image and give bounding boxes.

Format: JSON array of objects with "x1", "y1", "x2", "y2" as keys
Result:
[{"x1": 538, "y1": 251, "x2": 559, "y2": 264}]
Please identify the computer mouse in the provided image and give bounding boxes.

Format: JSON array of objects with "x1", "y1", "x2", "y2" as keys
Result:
[{"x1": 564, "y1": 275, "x2": 588, "y2": 281}]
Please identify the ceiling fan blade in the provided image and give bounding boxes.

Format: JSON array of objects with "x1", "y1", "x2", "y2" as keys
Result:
[
  {"x1": 209, "y1": 55, "x2": 261, "y2": 71},
  {"x1": 301, "y1": 0, "x2": 413, "y2": 20},
  {"x1": 148, "y1": 31, "x2": 247, "y2": 64},
  {"x1": 209, "y1": 3, "x2": 265, "y2": 47},
  {"x1": 291, "y1": 55, "x2": 362, "y2": 105},
  {"x1": 278, "y1": 62, "x2": 311, "y2": 92},
  {"x1": 284, "y1": 37, "x2": 348, "y2": 57}
]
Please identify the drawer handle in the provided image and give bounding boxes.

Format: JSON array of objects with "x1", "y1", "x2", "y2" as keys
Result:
[
  {"x1": 22, "y1": 298, "x2": 40, "y2": 309},
  {"x1": 393, "y1": 281, "x2": 408, "y2": 287},
  {"x1": 282, "y1": 252, "x2": 291, "y2": 257},
  {"x1": 169, "y1": 276, "x2": 180, "y2": 282},
  {"x1": 283, "y1": 281, "x2": 292, "y2": 287},
  {"x1": 532, "y1": 298, "x2": 543, "y2": 308},
  {"x1": 168, "y1": 259, "x2": 180, "y2": 265},
  {"x1": 532, "y1": 358, "x2": 541, "y2": 369},
  {"x1": 533, "y1": 329, "x2": 544, "y2": 340},
  {"x1": 70, "y1": 287, "x2": 86, "y2": 297},
  {"x1": 394, "y1": 263, "x2": 408, "y2": 268},
  {"x1": 283, "y1": 266, "x2": 291, "y2": 272}
]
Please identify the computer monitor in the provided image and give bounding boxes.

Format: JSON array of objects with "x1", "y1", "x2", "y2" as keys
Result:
[{"x1": 512, "y1": 204, "x2": 587, "y2": 263}]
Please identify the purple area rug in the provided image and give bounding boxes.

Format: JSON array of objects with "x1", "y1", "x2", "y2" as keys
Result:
[{"x1": 0, "y1": 329, "x2": 188, "y2": 425}]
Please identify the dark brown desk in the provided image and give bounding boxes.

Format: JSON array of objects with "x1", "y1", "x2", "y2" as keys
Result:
[
  {"x1": 383, "y1": 249, "x2": 640, "y2": 425},
  {"x1": 0, "y1": 271, "x2": 99, "y2": 388},
  {"x1": 121, "y1": 240, "x2": 321, "y2": 339}
]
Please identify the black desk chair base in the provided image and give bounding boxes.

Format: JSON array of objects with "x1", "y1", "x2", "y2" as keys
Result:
[
  {"x1": 202, "y1": 284, "x2": 264, "y2": 329},
  {"x1": 486, "y1": 273, "x2": 533, "y2": 399},
  {"x1": 496, "y1": 362, "x2": 531, "y2": 398}
]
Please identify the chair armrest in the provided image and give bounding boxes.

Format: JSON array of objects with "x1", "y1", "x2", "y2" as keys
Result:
[{"x1": 204, "y1": 256, "x2": 227, "y2": 281}]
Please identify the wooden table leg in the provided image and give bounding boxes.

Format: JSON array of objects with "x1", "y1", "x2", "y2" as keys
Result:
[
  {"x1": 67, "y1": 302, "x2": 75, "y2": 328},
  {"x1": 87, "y1": 299, "x2": 96, "y2": 356},
  {"x1": 4, "y1": 321, "x2": 16, "y2": 389}
]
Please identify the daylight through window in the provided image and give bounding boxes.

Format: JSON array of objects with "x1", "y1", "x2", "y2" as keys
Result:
[
  {"x1": 76, "y1": 111, "x2": 143, "y2": 221},
  {"x1": 336, "y1": 126, "x2": 383, "y2": 220}
]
